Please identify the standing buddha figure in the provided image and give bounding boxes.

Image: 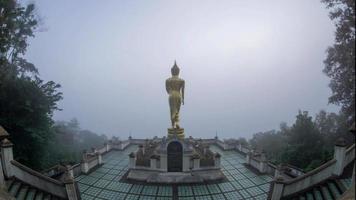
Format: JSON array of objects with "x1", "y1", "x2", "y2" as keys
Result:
[{"x1": 166, "y1": 61, "x2": 185, "y2": 129}]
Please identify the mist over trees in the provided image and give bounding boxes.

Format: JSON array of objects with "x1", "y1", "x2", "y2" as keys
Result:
[
  {"x1": 42, "y1": 119, "x2": 107, "y2": 168},
  {"x1": 249, "y1": 110, "x2": 353, "y2": 171},
  {"x1": 0, "y1": 1, "x2": 62, "y2": 169},
  {"x1": 0, "y1": 1, "x2": 106, "y2": 170}
]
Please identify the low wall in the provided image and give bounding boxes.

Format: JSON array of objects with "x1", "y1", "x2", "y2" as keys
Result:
[
  {"x1": 241, "y1": 146, "x2": 250, "y2": 154},
  {"x1": 250, "y1": 157, "x2": 260, "y2": 170},
  {"x1": 10, "y1": 160, "x2": 67, "y2": 199},
  {"x1": 97, "y1": 145, "x2": 107, "y2": 154},
  {"x1": 87, "y1": 156, "x2": 99, "y2": 170}
]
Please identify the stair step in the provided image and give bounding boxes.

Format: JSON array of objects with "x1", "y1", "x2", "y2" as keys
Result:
[
  {"x1": 9, "y1": 181, "x2": 22, "y2": 197},
  {"x1": 321, "y1": 186, "x2": 333, "y2": 200},
  {"x1": 25, "y1": 188, "x2": 37, "y2": 200},
  {"x1": 34, "y1": 192, "x2": 43, "y2": 200},
  {"x1": 299, "y1": 195, "x2": 306, "y2": 200},
  {"x1": 17, "y1": 185, "x2": 29, "y2": 200},
  {"x1": 334, "y1": 179, "x2": 346, "y2": 193},
  {"x1": 306, "y1": 192, "x2": 314, "y2": 200},
  {"x1": 327, "y1": 181, "x2": 341, "y2": 199},
  {"x1": 43, "y1": 194, "x2": 51, "y2": 200},
  {"x1": 313, "y1": 188, "x2": 323, "y2": 200},
  {"x1": 340, "y1": 178, "x2": 352, "y2": 189},
  {"x1": 6, "y1": 179, "x2": 14, "y2": 189}
]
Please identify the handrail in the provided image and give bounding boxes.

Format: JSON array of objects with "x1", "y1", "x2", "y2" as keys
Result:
[
  {"x1": 284, "y1": 159, "x2": 336, "y2": 185},
  {"x1": 346, "y1": 144, "x2": 355, "y2": 154},
  {"x1": 10, "y1": 160, "x2": 67, "y2": 198},
  {"x1": 11, "y1": 160, "x2": 64, "y2": 185}
]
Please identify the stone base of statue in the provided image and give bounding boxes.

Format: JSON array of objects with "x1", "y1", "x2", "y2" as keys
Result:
[{"x1": 168, "y1": 128, "x2": 184, "y2": 140}]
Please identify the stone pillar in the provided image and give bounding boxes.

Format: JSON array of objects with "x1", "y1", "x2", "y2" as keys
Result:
[
  {"x1": 105, "y1": 142, "x2": 110, "y2": 152},
  {"x1": 81, "y1": 150, "x2": 89, "y2": 174},
  {"x1": 214, "y1": 153, "x2": 221, "y2": 168},
  {"x1": 0, "y1": 157, "x2": 5, "y2": 188},
  {"x1": 192, "y1": 155, "x2": 200, "y2": 170},
  {"x1": 1, "y1": 139, "x2": 14, "y2": 178},
  {"x1": 63, "y1": 170, "x2": 80, "y2": 200},
  {"x1": 150, "y1": 158, "x2": 157, "y2": 170},
  {"x1": 271, "y1": 177, "x2": 285, "y2": 200},
  {"x1": 259, "y1": 152, "x2": 267, "y2": 174},
  {"x1": 97, "y1": 153, "x2": 103, "y2": 165},
  {"x1": 183, "y1": 154, "x2": 191, "y2": 172},
  {"x1": 129, "y1": 152, "x2": 136, "y2": 169},
  {"x1": 333, "y1": 138, "x2": 347, "y2": 176},
  {"x1": 160, "y1": 154, "x2": 168, "y2": 171},
  {"x1": 246, "y1": 151, "x2": 251, "y2": 165}
]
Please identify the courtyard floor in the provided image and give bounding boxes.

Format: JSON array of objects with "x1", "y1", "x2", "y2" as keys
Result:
[{"x1": 76, "y1": 145, "x2": 272, "y2": 200}]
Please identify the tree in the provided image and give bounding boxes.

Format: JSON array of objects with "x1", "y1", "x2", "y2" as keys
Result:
[
  {"x1": 249, "y1": 130, "x2": 287, "y2": 163},
  {"x1": 321, "y1": 0, "x2": 355, "y2": 123},
  {"x1": 42, "y1": 120, "x2": 108, "y2": 168},
  {"x1": 0, "y1": 1, "x2": 62, "y2": 169}
]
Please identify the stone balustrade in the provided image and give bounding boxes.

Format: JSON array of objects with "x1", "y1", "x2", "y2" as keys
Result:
[
  {"x1": 0, "y1": 126, "x2": 81, "y2": 200},
  {"x1": 268, "y1": 141, "x2": 355, "y2": 200}
]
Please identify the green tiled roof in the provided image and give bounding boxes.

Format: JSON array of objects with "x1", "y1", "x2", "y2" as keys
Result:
[{"x1": 77, "y1": 145, "x2": 272, "y2": 199}]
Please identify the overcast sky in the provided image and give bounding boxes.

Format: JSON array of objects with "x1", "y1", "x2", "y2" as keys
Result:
[{"x1": 25, "y1": 0, "x2": 338, "y2": 139}]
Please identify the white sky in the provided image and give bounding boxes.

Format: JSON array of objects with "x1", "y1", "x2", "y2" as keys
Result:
[{"x1": 26, "y1": 0, "x2": 338, "y2": 139}]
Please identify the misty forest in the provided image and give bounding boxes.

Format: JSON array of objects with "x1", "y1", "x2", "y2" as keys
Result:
[
  {"x1": 0, "y1": 0, "x2": 354, "y2": 172},
  {"x1": 0, "y1": 0, "x2": 356, "y2": 200}
]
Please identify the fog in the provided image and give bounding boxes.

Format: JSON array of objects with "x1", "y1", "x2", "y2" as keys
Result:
[{"x1": 26, "y1": 0, "x2": 338, "y2": 139}]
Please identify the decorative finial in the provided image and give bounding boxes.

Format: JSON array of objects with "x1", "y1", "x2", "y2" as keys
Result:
[{"x1": 171, "y1": 60, "x2": 180, "y2": 76}]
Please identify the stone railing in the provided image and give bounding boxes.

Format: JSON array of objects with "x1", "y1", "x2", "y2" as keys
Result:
[
  {"x1": 0, "y1": 131, "x2": 81, "y2": 200},
  {"x1": 269, "y1": 140, "x2": 354, "y2": 200},
  {"x1": 71, "y1": 163, "x2": 81, "y2": 177},
  {"x1": 266, "y1": 163, "x2": 277, "y2": 176},
  {"x1": 81, "y1": 152, "x2": 102, "y2": 174},
  {"x1": 281, "y1": 159, "x2": 336, "y2": 198},
  {"x1": 10, "y1": 160, "x2": 68, "y2": 199}
]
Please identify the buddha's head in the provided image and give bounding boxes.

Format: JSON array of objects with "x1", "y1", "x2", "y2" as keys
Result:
[{"x1": 171, "y1": 61, "x2": 180, "y2": 76}]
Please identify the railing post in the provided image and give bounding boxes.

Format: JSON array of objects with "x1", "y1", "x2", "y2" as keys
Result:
[
  {"x1": 214, "y1": 153, "x2": 221, "y2": 168},
  {"x1": 1, "y1": 138, "x2": 14, "y2": 178},
  {"x1": 270, "y1": 176, "x2": 285, "y2": 200},
  {"x1": 192, "y1": 154, "x2": 200, "y2": 170},
  {"x1": 246, "y1": 150, "x2": 251, "y2": 165},
  {"x1": 0, "y1": 156, "x2": 5, "y2": 188},
  {"x1": 150, "y1": 157, "x2": 157, "y2": 170},
  {"x1": 333, "y1": 138, "x2": 347, "y2": 176},
  {"x1": 81, "y1": 150, "x2": 89, "y2": 174},
  {"x1": 259, "y1": 151, "x2": 267, "y2": 173},
  {"x1": 63, "y1": 168, "x2": 81, "y2": 200},
  {"x1": 129, "y1": 152, "x2": 136, "y2": 169},
  {"x1": 97, "y1": 153, "x2": 102, "y2": 165}
]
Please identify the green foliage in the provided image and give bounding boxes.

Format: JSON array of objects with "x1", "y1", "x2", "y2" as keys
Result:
[
  {"x1": 0, "y1": 1, "x2": 62, "y2": 169},
  {"x1": 321, "y1": 0, "x2": 355, "y2": 122},
  {"x1": 41, "y1": 119, "x2": 108, "y2": 169},
  {"x1": 249, "y1": 130, "x2": 287, "y2": 164},
  {"x1": 249, "y1": 110, "x2": 353, "y2": 171}
]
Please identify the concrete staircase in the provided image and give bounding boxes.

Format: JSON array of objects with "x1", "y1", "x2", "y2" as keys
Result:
[
  {"x1": 6, "y1": 178, "x2": 65, "y2": 200},
  {"x1": 284, "y1": 178, "x2": 352, "y2": 200}
]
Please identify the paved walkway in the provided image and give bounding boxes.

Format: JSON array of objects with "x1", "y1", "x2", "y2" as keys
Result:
[{"x1": 76, "y1": 145, "x2": 272, "y2": 200}]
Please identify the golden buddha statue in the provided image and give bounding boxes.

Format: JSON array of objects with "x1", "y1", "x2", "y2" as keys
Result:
[{"x1": 166, "y1": 61, "x2": 185, "y2": 139}]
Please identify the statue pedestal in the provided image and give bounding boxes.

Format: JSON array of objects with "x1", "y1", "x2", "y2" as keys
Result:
[{"x1": 168, "y1": 128, "x2": 184, "y2": 140}]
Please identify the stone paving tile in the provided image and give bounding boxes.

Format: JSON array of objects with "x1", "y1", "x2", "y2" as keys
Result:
[{"x1": 77, "y1": 144, "x2": 272, "y2": 199}]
